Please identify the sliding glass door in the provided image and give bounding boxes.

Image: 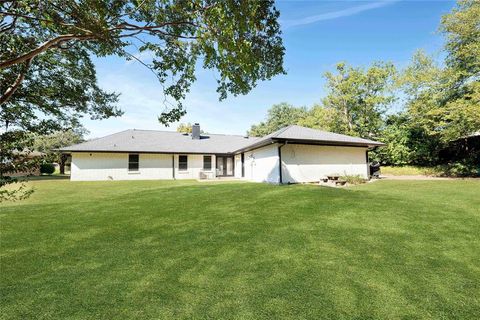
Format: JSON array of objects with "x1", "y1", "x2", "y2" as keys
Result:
[{"x1": 216, "y1": 156, "x2": 234, "y2": 176}]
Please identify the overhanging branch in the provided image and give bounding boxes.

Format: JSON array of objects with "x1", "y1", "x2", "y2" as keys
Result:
[
  {"x1": 0, "y1": 34, "x2": 94, "y2": 69},
  {"x1": 0, "y1": 58, "x2": 32, "y2": 105}
]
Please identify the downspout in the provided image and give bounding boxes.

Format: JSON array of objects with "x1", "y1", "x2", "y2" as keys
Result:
[
  {"x1": 278, "y1": 141, "x2": 286, "y2": 184},
  {"x1": 365, "y1": 148, "x2": 369, "y2": 179},
  {"x1": 172, "y1": 154, "x2": 175, "y2": 180}
]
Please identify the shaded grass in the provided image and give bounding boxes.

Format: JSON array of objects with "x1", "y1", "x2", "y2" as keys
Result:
[
  {"x1": 381, "y1": 165, "x2": 438, "y2": 176},
  {"x1": 1, "y1": 179, "x2": 479, "y2": 319}
]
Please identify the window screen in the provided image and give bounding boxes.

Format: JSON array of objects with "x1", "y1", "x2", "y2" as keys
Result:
[
  {"x1": 128, "y1": 154, "x2": 139, "y2": 171},
  {"x1": 203, "y1": 156, "x2": 212, "y2": 170},
  {"x1": 179, "y1": 155, "x2": 188, "y2": 171}
]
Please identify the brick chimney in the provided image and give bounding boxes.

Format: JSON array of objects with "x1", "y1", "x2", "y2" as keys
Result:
[{"x1": 192, "y1": 123, "x2": 201, "y2": 139}]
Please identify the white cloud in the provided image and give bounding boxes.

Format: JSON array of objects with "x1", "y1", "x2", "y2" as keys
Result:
[{"x1": 281, "y1": 1, "x2": 399, "y2": 29}]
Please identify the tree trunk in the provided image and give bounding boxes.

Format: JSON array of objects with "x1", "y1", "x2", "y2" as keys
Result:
[{"x1": 59, "y1": 154, "x2": 67, "y2": 175}]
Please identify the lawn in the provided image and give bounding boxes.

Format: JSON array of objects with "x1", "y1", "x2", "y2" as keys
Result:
[
  {"x1": 381, "y1": 165, "x2": 438, "y2": 176},
  {"x1": 1, "y1": 179, "x2": 479, "y2": 319}
]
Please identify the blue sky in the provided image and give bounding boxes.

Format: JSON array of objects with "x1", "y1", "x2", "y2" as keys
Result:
[{"x1": 84, "y1": 0, "x2": 455, "y2": 138}]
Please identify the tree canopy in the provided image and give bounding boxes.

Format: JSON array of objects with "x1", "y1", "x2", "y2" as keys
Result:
[
  {"x1": 1, "y1": 0, "x2": 285, "y2": 123},
  {"x1": 248, "y1": 0, "x2": 479, "y2": 174},
  {"x1": 32, "y1": 129, "x2": 86, "y2": 174},
  {"x1": 0, "y1": 0, "x2": 285, "y2": 201},
  {"x1": 248, "y1": 103, "x2": 307, "y2": 137}
]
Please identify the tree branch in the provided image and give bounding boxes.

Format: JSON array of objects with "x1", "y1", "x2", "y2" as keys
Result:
[
  {"x1": 0, "y1": 34, "x2": 94, "y2": 69},
  {"x1": 0, "y1": 58, "x2": 32, "y2": 105}
]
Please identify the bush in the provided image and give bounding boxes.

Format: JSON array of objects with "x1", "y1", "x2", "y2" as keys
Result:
[
  {"x1": 340, "y1": 174, "x2": 367, "y2": 185},
  {"x1": 40, "y1": 163, "x2": 55, "y2": 175},
  {"x1": 435, "y1": 161, "x2": 479, "y2": 177}
]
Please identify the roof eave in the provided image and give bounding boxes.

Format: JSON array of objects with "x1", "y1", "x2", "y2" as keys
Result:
[{"x1": 274, "y1": 138, "x2": 384, "y2": 147}]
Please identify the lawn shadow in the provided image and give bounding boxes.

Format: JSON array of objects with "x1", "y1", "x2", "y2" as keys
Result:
[{"x1": 17, "y1": 174, "x2": 70, "y2": 181}]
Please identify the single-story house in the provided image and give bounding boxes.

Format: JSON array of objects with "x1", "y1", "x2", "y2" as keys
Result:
[{"x1": 60, "y1": 124, "x2": 384, "y2": 183}]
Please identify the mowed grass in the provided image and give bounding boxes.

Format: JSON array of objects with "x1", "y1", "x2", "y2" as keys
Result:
[
  {"x1": 381, "y1": 166, "x2": 436, "y2": 176},
  {"x1": 1, "y1": 179, "x2": 479, "y2": 319}
]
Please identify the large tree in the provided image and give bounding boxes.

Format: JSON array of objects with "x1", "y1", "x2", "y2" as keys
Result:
[
  {"x1": 32, "y1": 129, "x2": 86, "y2": 174},
  {"x1": 1, "y1": 0, "x2": 285, "y2": 122},
  {"x1": 322, "y1": 62, "x2": 396, "y2": 139},
  {"x1": 0, "y1": 0, "x2": 285, "y2": 200},
  {"x1": 248, "y1": 102, "x2": 307, "y2": 136}
]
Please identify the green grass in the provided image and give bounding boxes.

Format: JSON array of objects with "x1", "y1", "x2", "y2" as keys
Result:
[
  {"x1": 381, "y1": 165, "x2": 438, "y2": 176},
  {"x1": 1, "y1": 180, "x2": 479, "y2": 319}
]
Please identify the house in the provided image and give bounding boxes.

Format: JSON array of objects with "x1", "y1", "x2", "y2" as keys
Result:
[{"x1": 60, "y1": 124, "x2": 385, "y2": 183}]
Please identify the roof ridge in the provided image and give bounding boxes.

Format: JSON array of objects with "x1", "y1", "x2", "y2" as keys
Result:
[
  {"x1": 130, "y1": 128, "x2": 251, "y2": 137},
  {"x1": 271, "y1": 125, "x2": 293, "y2": 138}
]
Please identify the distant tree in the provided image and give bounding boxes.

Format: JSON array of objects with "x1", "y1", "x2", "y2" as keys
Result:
[
  {"x1": 438, "y1": 0, "x2": 480, "y2": 142},
  {"x1": 176, "y1": 123, "x2": 205, "y2": 134},
  {"x1": 441, "y1": 0, "x2": 479, "y2": 84},
  {"x1": 33, "y1": 129, "x2": 86, "y2": 174},
  {"x1": 322, "y1": 62, "x2": 396, "y2": 138},
  {"x1": 297, "y1": 104, "x2": 342, "y2": 132},
  {"x1": 248, "y1": 103, "x2": 307, "y2": 136}
]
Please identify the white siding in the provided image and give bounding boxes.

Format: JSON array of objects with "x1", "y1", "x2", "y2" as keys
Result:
[
  {"x1": 71, "y1": 152, "x2": 173, "y2": 181},
  {"x1": 174, "y1": 154, "x2": 216, "y2": 180},
  {"x1": 71, "y1": 152, "x2": 218, "y2": 181},
  {"x1": 243, "y1": 143, "x2": 280, "y2": 183},
  {"x1": 280, "y1": 144, "x2": 368, "y2": 183},
  {"x1": 234, "y1": 154, "x2": 242, "y2": 178}
]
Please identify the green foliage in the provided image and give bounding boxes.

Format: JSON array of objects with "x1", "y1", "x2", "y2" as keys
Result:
[
  {"x1": 248, "y1": 102, "x2": 307, "y2": 136},
  {"x1": 440, "y1": 0, "x2": 480, "y2": 81},
  {"x1": 436, "y1": 161, "x2": 480, "y2": 177},
  {"x1": 33, "y1": 129, "x2": 85, "y2": 174},
  {"x1": 1, "y1": 0, "x2": 285, "y2": 200},
  {"x1": 340, "y1": 174, "x2": 366, "y2": 185},
  {"x1": 373, "y1": 114, "x2": 413, "y2": 165},
  {"x1": 297, "y1": 104, "x2": 340, "y2": 132},
  {"x1": 176, "y1": 123, "x2": 205, "y2": 134},
  {"x1": 0, "y1": 130, "x2": 36, "y2": 201},
  {"x1": 39, "y1": 163, "x2": 55, "y2": 175},
  {"x1": 1, "y1": 0, "x2": 285, "y2": 123},
  {"x1": 322, "y1": 62, "x2": 397, "y2": 138}
]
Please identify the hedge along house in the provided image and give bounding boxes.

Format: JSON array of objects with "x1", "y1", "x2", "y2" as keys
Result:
[{"x1": 60, "y1": 124, "x2": 385, "y2": 183}]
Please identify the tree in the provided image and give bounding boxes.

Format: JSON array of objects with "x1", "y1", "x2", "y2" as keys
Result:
[
  {"x1": 1, "y1": 0, "x2": 285, "y2": 123},
  {"x1": 176, "y1": 123, "x2": 193, "y2": 134},
  {"x1": 1, "y1": 0, "x2": 285, "y2": 200},
  {"x1": 438, "y1": 0, "x2": 480, "y2": 142},
  {"x1": 176, "y1": 122, "x2": 205, "y2": 134},
  {"x1": 248, "y1": 103, "x2": 307, "y2": 136},
  {"x1": 440, "y1": 0, "x2": 479, "y2": 83},
  {"x1": 1, "y1": 34, "x2": 120, "y2": 201},
  {"x1": 33, "y1": 129, "x2": 86, "y2": 174},
  {"x1": 322, "y1": 62, "x2": 396, "y2": 138},
  {"x1": 297, "y1": 104, "x2": 342, "y2": 132}
]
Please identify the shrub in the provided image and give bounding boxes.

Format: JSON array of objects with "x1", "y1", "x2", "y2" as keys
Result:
[
  {"x1": 40, "y1": 163, "x2": 55, "y2": 175},
  {"x1": 434, "y1": 161, "x2": 479, "y2": 177},
  {"x1": 340, "y1": 174, "x2": 367, "y2": 185}
]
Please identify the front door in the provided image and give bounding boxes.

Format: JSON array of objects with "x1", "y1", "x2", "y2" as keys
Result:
[{"x1": 216, "y1": 156, "x2": 234, "y2": 176}]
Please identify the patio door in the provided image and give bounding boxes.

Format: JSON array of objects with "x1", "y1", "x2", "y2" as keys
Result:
[{"x1": 216, "y1": 156, "x2": 234, "y2": 176}]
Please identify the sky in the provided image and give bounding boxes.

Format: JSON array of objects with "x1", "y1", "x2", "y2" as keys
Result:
[{"x1": 83, "y1": 0, "x2": 456, "y2": 138}]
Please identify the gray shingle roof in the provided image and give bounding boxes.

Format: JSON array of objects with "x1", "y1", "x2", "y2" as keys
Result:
[
  {"x1": 233, "y1": 125, "x2": 385, "y2": 152},
  {"x1": 60, "y1": 129, "x2": 259, "y2": 154},
  {"x1": 60, "y1": 125, "x2": 384, "y2": 154}
]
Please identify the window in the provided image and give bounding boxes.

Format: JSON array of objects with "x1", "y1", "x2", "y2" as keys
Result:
[
  {"x1": 179, "y1": 155, "x2": 188, "y2": 171},
  {"x1": 203, "y1": 155, "x2": 212, "y2": 170},
  {"x1": 128, "y1": 154, "x2": 139, "y2": 171}
]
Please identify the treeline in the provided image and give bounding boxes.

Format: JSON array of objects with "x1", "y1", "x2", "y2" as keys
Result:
[{"x1": 249, "y1": 0, "x2": 479, "y2": 174}]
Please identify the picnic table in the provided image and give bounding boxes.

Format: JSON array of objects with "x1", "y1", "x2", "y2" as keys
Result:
[{"x1": 326, "y1": 175, "x2": 340, "y2": 181}]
